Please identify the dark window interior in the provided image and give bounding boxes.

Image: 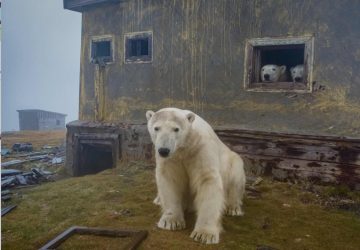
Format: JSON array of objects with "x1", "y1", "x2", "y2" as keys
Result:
[
  {"x1": 79, "y1": 143, "x2": 113, "y2": 175},
  {"x1": 56, "y1": 120, "x2": 60, "y2": 125},
  {"x1": 91, "y1": 40, "x2": 112, "y2": 64},
  {"x1": 130, "y1": 39, "x2": 149, "y2": 57},
  {"x1": 260, "y1": 44, "x2": 304, "y2": 69},
  {"x1": 252, "y1": 44, "x2": 306, "y2": 84},
  {"x1": 125, "y1": 32, "x2": 152, "y2": 63}
]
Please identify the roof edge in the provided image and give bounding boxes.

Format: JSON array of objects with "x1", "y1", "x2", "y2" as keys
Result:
[{"x1": 63, "y1": 0, "x2": 121, "y2": 12}]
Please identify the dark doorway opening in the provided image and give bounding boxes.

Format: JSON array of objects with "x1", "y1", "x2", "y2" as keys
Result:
[{"x1": 78, "y1": 143, "x2": 114, "y2": 175}]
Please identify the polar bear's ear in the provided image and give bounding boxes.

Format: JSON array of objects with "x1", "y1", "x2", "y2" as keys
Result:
[
  {"x1": 146, "y1": 110, "x2": 155, "y2": 121},
  {"x1": 280, "y1": 65, "x2": 286, "y2": 74},
  {"x1": 186, "y1": 112, "x2": 195, "y2": 123}
]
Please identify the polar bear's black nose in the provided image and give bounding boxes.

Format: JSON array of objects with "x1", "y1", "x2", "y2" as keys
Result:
[
  {"x1": 264, "y1": 74, "x2": 270, "y2": 80},
  {"x1": 295, "y1": 77, "x2": 301, "y2": 82},
  {"x1": 158, "y1": 148, "x2": 170, "y2": 157}
]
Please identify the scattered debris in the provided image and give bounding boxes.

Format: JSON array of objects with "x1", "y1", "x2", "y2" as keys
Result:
[
  {"x1": 1, "y1": 169, "x2": 23, "y2": 177},
  {"x1": 39, "y1": 226, "x2": 148, "y2": 250},
  {"x1": 1, "y1": 168, "x2": 54, "y2": 193},
  {"x1": 245, "y1": 176, "x2": 263, "y2": 199},
  {"x1": 52, "y1": 157, "x2": 63, "y2": 164},
  {"x1": 282, "y1": 203, "x2": 291, "y2": 208},
  {"x1": 12, "y1": 143, "x2": 33, "y2": 152},
  {"x1": 286, "y1": 93, "x2": 298, "y2": 99},
  {"x1": 252, "y1": 177, "x2": 263, "y2": 187},
  {"x1": 1, "y1": 148, "x2": 11, "y2": 156},
  {"x1": 1, "y1": 205, "x2": 17, "y2": 217},
  {"x1": 1, "y1": 195, "x2": 12, "y2": 202},
  {"x1": 1, "y1": 160, "x2": 27, "y2": 168},
  {"x1": 1, "y1": 177, "x2": 17, "y2": 188}
]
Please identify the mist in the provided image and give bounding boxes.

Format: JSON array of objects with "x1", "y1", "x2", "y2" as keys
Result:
[{"x1": 1, "y1": 0, "x2": 81, "y2": 131}]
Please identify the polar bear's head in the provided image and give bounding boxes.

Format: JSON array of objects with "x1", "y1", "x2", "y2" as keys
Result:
[
  {"x1": 290, "y1": 64, "x2": 304, "y2": 82},
  {"x1": 261, "y1": 64, "x2": 286, "y2": 82},
  {"x1": 146, "y1": 108, "x2": 195, "y2": 158}
]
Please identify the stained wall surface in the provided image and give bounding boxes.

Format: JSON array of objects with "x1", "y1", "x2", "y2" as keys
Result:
[{"x1": 79, "y1": 0, "x2": 360, "y2": 136}]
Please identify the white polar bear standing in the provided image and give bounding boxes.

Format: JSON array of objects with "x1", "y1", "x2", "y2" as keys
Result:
[{"x1": 146, "y1": 107, "x2": 246, "y2": 244}]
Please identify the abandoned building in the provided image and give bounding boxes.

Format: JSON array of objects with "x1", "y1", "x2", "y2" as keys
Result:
[
  {"x1": 64, "y1": 0, "x2": 360, "y2": 189},
  {"x1": 17, "y1": 109, "x2": 66, "y2": 131}
]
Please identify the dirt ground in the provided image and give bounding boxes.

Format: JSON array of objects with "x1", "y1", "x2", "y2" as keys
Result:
[{"x1": 1, "y1": 131, "x2": 360, "y2": 250}]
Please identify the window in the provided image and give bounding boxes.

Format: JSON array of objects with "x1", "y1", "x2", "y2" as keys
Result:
[
  {"x1": 244, "y1": 36, "x2": 314, "y2": 92},
  {"x1": 90, "y1": 36, "x2": 114, "y2": 65},
  {"x1": 56, "y1": 120, "x2": 61, "y2": 126},
  {"x1": 125, "y1": 31, "x2": 153, "y2": 64}
]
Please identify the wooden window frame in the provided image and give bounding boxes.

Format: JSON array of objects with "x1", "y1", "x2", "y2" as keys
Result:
[{"x1": 244, "y1": 36, "x2": 314, "y2": 93}]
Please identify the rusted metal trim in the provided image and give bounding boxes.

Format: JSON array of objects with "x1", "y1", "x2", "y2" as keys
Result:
[{"x1": 39, "y1": 226, "x2": 148, "y2": 250}]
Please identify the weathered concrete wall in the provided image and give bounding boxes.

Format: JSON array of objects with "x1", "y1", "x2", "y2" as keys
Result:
[
  {"x1": 65, "y1": 120, "x2": 153, "y2": 175},
  {"x1": 79, "y1": 0, "x2": 360, "y2": 137}
]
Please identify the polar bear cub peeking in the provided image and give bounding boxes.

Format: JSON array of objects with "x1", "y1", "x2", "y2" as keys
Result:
[
  {"x1": 261, "y1": 64, "x2": 287, "y2": 82},
  {"x1": 146, "y1": 108, "x2": 246, "y2": 244},
  {"x1": 291, "y1": 64, "x2": 304, "y2": 82}
]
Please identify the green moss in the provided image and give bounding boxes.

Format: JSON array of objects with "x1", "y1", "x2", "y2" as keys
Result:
[{"x1": 2, "y1": 162, "x2": 360, "y2": 250}]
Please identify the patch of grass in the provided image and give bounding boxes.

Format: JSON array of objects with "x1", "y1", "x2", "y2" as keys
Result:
[
  {"x1": 1, "y1": 130, "x2": 66, "y2": 151},
  {"x1": 2, "y1": 162, "x2": 360, "y2": 250}
]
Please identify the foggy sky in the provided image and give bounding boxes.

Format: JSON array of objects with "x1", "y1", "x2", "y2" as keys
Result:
[{"x1": 1, "y1": 0, "x2": 81, "y2": 131}]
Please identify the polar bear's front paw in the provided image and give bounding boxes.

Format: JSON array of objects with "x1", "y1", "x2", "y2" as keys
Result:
[
  {"x1": 190, "y1": 229, "x2": 219, "y2": 244},
  {"x1": 225, "y1": 206, "x2": 244, "y2": 216},
  {"x1": 157, "y1": 214, "x2": 185, "y2": 230}
]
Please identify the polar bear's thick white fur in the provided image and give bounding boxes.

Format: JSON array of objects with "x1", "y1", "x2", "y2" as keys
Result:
[
  {"x1": 146, "y1": 107, "x2": 246, "y2": 244},
  {"x1": 290, "y1": 64, "x2": 304, "y2": 82},
  {"x1": 261, "y1": 64, "x2": 287, "y2": 82}
]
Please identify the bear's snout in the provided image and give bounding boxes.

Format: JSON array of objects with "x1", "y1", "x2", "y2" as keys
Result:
[
  {"x1": 264, "y1": 74, "x2": 270, "y2": 80},
  {"x1": 294, "y1": 77, "x2": 302, "y2": 82},
  {"x1": 158, "y1": 147, "x2": 170, "y2": 157}
]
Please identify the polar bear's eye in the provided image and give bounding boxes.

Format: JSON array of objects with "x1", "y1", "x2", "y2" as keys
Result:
[
  {"x1": 154, "y1": 127, "x2": 160, "y2": 131},
  {"x1": 174, "y1": 128, "x2": 179, "y2": 132},
  {"x1": 262, "y1": 68, "x2": 265, "y2": 71},
  {"x1": 272, "y1": 68, "x2": 276, "y2": 71}
]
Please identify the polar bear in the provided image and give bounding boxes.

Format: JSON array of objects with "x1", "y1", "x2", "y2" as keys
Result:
[
  {"x1": 290, "y1": 64, "x2": 304, "y2": 82},
  {"x1": 261, "y1": 64, "x2": 287, "y2": 82},
  {"x1": 146, "y1": 107, "x2": 246, "y2": 244}
]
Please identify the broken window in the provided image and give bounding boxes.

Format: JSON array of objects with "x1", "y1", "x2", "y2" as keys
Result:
[
  {"x1": 244, "y1": 36, "x2": 314, "y2": 92},
  {"x1": 90, "y1": 36, "x2": 113, "y2": 65},
  {"x1": 125, "y1": 31, "x2": 152, "y2": 63}
]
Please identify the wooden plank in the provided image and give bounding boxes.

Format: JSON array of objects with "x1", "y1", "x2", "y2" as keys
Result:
[
  {"x1": 241, "y1": 154, "x2": 360, "y2": 188},
  {"x1": 215, "y1": 128, "x2": 360, "y2": 188},
  {"x1": 221, "y1": 136, "x2": 360, "y2": 164}
]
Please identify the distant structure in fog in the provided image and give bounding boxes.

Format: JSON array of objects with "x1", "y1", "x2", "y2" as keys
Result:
[{"x1": 17, "y1": 109, "x2": 66, "y2": 131}]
